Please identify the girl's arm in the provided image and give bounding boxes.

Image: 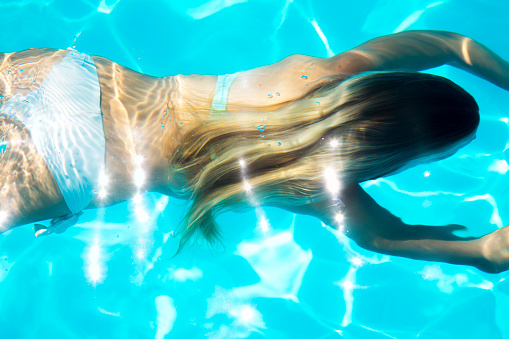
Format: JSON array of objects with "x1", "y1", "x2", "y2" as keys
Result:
[
  {"x1": 327, "y1": 30, "x2": 509, "y2": 90},
  {"x1": 226, "y1": 30, "x2": 508, "y2": 109},
  {"x1": 285, "y1": 184, "x2": 509, "y2": 273}
]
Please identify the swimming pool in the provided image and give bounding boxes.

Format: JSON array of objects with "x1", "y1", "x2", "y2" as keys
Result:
[{"x1": 1, "y1": 0, "x2": 509, "y2": 338}]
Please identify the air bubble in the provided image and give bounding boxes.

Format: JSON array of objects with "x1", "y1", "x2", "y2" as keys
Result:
[
  {"x1": 258, "y1": 125, "x2": 265, "y2": 132},
  {"x1": 315, "y1": 101, "x2": 320, "y2": 106},
  {"x1": 278, "y1": 142, "x2": 282, "y2": 146},
  {"x1": 161, "y1": 126, "x2": 165, "y2": 131},
  {"x1": 268, "y1": 94, "x2": 273, "y2": 99},
  {"x1": 260, "y1": 134, "x2": 265, "y2": 138},
  {"x1": 276, "y1": 92, "x2": 280, "y2": 96},
  {"x1": 301, "y1": 75, "x2": 308, "y2": 79}
]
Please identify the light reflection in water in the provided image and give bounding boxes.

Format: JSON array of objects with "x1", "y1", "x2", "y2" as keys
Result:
[
  {"x1": 84, "y1": 237, "x2": 106, "y2": 286},
  {"x1": 324, "y1": 222, "x2": 390, "y2": 329},
  {"x1": 134, "y1": 168, "x2": 146, "y2": 188},
  {"x1": 233, "y1": 226, "x2": 313, "y2": 302},
  {"x1": 206, "y1": 287, "x2": 266, "y2": 337},
  {"x1": 97, "y1": 0, "x2": 121, "y2": 14},
  {"x1": 334, "y1": 212, "x2": 344, "y2": 224},
  {"x1": 419, "y1": 265, "x2": 493, "y2": 294},
  {"x1": 239, "y1": 158, "x2": 271, "y2": 234},
  {"x1": 162, "y1": 266, "x2": 203, "y2": 283},
  {"x1": 329, "y1": 138, "x2": 340, "y2": 149},
  {"x1": 154, "y1": 295, "x2": 177, "y2": 339},
  {"x1": 336, "y1": 266, "x2": 363, "y2": 327},
  {"x1": 463, "y1": 194, "x2": 503, "y2": 229},
  {"x1": 488, "y1": 159, "x2": 509, "y2": 174},
  {"x1": 324, "y1": 166, "x2": 340, "y2": 195},
  {"x1": 257, "y1": 215, "x2": 270, "y2": 234},
  {"x1": 308, "y1": 19, "x2": 334, "y2": 57},
  {"x1": 1, "y1": 1, "x2": 507, "y2": 338},
  {"x1": 97, "y1": 171, "x2": 109, "y2": 199},
  {"x1": 0, "y1": 210, "x2": 8, "y2": 231},
  {"x1": 229, "y1": 303, "x2": 264, "y2": 329}
]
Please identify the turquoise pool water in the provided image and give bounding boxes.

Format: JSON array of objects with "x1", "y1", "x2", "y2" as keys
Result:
[{"x1": 1, "y1": 0, "x2": 509, "y2": 338}]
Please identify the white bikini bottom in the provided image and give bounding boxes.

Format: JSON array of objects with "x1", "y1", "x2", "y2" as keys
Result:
[{"x1": 1, "y1": 49, "x2": 105, "y2": 218}]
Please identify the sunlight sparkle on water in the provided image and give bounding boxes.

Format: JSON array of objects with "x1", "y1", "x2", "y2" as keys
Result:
[
  {"x1": 134, "y1": 155, "x2": 144, "y2": 164},
  {"x1": 135, "y1": 207, "x2": 149, "y2": 223},
  {"x1": 329, "y1": 138, "x2": 340, "y2": 148},
  {"x1": 349, "y1": 257, "x2": 364, "y2": 267},
  {"x1": 133, "y1": 193, "x2": 143, "y2": 204},
  {"x1": 134, "y1": 168, "x2": 146, "y2": 187},
  {"x1": 335, "y1": 212, "x2": 344, "y2": 224},
  {"x1": 136, "y1": 249, "x2": 146, "y2": 260},
  {"x1": 488, "y1": 159, "x2": 509, "y2": 175},
  {"x1": 309, "y1": 19, "x2": 334, "y2": 57},
  {"x1": 98, "y1": 171, "x2": 109, "y2": 187},
  {"x1": 258, "y1": 215, "x2": 270, "y2": 233},
  {"x1": 324, "y1": 167, "x2": 340, "y2": 194},
  {"x1": 228, "y1": 304, "x2": 259, "y2": 326},
  {"x1": 85, "y1": 238, "x2": 106, "y2": 285},
  {"x1": 342, "y1": 280, "x2": 355, "y2": 290},
  {"x1": 238, "y1": 305, "x2": 256, "y2": 324},
  {"x1": 0, "y1": 210, "x2": 8, "y2": 225},
  {"x1": 424, "y1": 171, "x2": 431, "y2": 178},
  {"x1": 98, "y1": 189, "x2": 107, "y2": 199},
  {"x1": 243, "y1": 181, "x2": 252, "y2": 192},
  {"x1": 97, "y1": 171, "x2": 109, "y2": 198}
]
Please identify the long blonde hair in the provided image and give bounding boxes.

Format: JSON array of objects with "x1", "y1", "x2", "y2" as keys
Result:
[{"x1": 164, "y1": 71, "x2": 479, "y2": 249}]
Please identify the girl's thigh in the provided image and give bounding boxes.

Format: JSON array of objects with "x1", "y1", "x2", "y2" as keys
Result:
[{"x1": 0, "y1": 114, "x2": 69, "y2": 232}]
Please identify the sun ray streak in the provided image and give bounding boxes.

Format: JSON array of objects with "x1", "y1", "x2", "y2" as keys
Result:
[{"x1": 309, "y1": 19, "x2": 334, "y2": 57}]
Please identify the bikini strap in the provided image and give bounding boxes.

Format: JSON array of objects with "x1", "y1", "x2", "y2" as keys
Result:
[{"x1": 211, "y1": 72, "x2": 239, "y2": 112}]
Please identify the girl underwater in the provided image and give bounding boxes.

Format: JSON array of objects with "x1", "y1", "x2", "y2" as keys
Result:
[{"x1": 1, "y1": 30, "x2": 509, "y2": 273}]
